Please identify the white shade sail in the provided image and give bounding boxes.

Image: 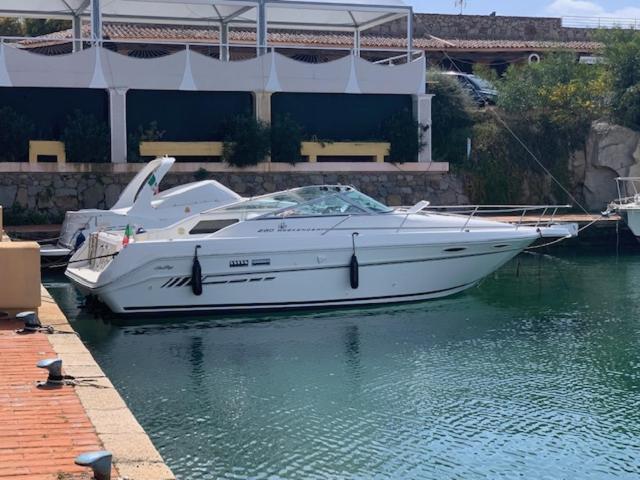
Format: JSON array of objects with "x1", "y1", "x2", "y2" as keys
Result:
[{"x1": 0, "y1": 0, "x2": 411, "y2": 31}]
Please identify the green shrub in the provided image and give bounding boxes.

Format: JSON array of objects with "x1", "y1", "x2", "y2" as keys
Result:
[
  {"x1": 222, "y1": 114, "x2": 271, "y2": 167},
  {"x1": 23, "y1": 19, "x2": 70, "y2": 37},
  {"x1": 498, "y1": 52, "x2": 609, "y2": 149},
  {"x1": 0, "y1": 18, "x2": 23, "y2": 36},
  {"x1": 616, "y1": 84, "x2": 640, "y2": 131},
  {"x1": 193, "y1": 167, "x2": 209, "y2": 181},
  {"x1": 381, "y1": 109, "x2": 424, "y2": 163},
  {"x1": 62, "y1": 110, "x2": 110, "y2": 163},
  {"x1": 599, "y1": 29, "x2": 640, "y2": 131},
  {"x1": 428, "y1": 69, "x2": 476, "y2": 163},
  {"x1": 0, "y1": 107, "x2": 35, "y2": 162},
  {"x1": 127, "y1": 121, "x2": 165, "y2": 163},
  {"x1": 460, "y1": 52, "x2": 610, "y2": 204},
  {"x1": 271, "y1": 114, "x2": 303, "y2": 164}
]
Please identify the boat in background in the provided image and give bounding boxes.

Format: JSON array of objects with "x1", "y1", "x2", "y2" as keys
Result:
[
  {"x1": 66, "y1": 185, "x2": 578, "y2": 314},
  {"x1": 605, "y1": 177, "x2": 640, "y2": 239},
  {"x1": 40, "y1": 157, "x2": 241, "y2": 266}
]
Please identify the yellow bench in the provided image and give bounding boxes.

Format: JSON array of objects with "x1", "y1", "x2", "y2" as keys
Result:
[
  {"x1": 140, "y1": 141, "x2": 223, "y2": 158},
  {"x1": 139, "y1": 140, "x2": 390, "y2": 163},
  {"x1": 29, "y1": 140, "x2": 66, "y2": 164},
  {"x1": 301, "y1": 141, "x2": 390, "y2": 163}
]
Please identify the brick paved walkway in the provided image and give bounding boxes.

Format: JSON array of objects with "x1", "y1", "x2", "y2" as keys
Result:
[{"x1": 0, "y1": 319, "x2": 101, "y2": 480}]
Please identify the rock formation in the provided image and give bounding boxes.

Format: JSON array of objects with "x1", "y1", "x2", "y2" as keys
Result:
[{"x1": 576, "y1": 122, "x2": 640, "y2": 210}]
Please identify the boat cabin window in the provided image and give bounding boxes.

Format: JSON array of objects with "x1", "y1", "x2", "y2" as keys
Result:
[{"x1": 189, "y1": 219, "x2": 238, "y2": 234}]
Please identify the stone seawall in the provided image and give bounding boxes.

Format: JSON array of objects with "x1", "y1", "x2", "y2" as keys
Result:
[
  {"x1": 0, "y1": 170, "x2": 469, "y2": 219},
  {"x1": 372, "y1": 13, "x2": 595, "y2": 41}
]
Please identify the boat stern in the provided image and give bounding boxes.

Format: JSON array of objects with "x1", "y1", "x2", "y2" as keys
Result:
[{"x1": 65, "y1": 231, "x2": 124, "y2": 294}]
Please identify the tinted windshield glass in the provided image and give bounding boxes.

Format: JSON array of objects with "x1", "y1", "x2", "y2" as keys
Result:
[
  {"x1": 216, "y1": 186, "x2": 349, "y2": 213},
  {"x1": 214, "y1": 186, "x2": 392, "y2": 218},
  {"x1": 272, "y1": 194, "x2": 366, "y2": 217},
  {"x1": 343, "y1": 190, "x2": 392, "y2": 213},
  {"x1": 469, "y1": 75, "x2": 494, "y2": 91}
]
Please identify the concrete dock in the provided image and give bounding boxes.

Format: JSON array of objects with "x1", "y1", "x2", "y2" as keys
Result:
[{"x1": 0, "y1": 287, "x2": 175, "y2": 480}]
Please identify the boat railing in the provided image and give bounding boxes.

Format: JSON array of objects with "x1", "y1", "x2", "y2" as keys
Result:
[
  {"x1": 320, "y1": 204, "x2": 573, "y2": 235},
  {"x1": 611, "y1": 177, "x2": 640, "y2": 207},
  {"x1": 401, "y1": 204, "x2": 572, "y2": 232}
]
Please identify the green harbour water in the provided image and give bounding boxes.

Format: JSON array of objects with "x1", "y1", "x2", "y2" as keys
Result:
[{"x1": 44, "y1": 249, "x2": 640, "y2": 479}]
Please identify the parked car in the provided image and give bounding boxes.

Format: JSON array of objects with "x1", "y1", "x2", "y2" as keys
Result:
[{"x1": 441, "y1": 71, "x2": 498, "y2": 106}]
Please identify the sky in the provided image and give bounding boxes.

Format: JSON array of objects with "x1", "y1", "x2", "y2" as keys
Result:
[{"x1": 407, "y1": 0, "x2": 640, "y2": 18}]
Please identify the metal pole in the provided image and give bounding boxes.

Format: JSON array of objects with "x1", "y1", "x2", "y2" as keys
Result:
[
  {"x1": 353, "y1": 29, "x2": 360, "y2": 57},
  {"x1": 72, "y1": 15, "x2": 82, "y2": 52},
  {"x1": 406, "y1": 8, "x2": 413, "y2": 61},
  {"x1": 90, "y1": 0, "x2": 102, "y2": 44},
  {"x1": 257, "y1": 0, "x2": 267, "y2": 56},
  {"x1": 220, "y1": 22, "x2": 229, "y2": 61}
]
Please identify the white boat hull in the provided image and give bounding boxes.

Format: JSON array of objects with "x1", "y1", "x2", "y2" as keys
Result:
[
  {"x1": 67, "y1": 237, "x2": 533, "y2": 314},
  {"x1": 622, "y1": 209, "x2": 640, "y2": 239}
]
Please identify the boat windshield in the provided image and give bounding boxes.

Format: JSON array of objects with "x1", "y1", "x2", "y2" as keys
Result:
[
  {"x1": 468, "y1": 75, "x2": 495, "y2": 91},
  {"x1": 212, "y1": 186, "x2": 393, "y2": 217}
]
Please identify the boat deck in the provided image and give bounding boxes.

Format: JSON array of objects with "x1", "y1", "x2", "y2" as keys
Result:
[
  {"x1": 484, "y1": 213, "x2": 632, "y2": 247},
  {"x1": 4, "y1": 214, "x2": 634, "y2": 249}
]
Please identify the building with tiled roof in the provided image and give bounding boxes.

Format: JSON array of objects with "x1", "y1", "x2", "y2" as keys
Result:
[{"x1": 20, "y1": 13, "x2": 604, "y2": 74}]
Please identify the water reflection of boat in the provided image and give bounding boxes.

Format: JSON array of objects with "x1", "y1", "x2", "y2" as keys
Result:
[
  {"x1": 40, "y1": 157, "x2": 241, "y2": 266},
  {"x1": 66, "y1": 185, "x2": 577, "y2": 314}
]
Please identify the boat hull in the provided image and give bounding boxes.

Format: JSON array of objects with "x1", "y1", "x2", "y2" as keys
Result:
[
  {"x1": 67, "y1": 238, "x2": 534, "y2": 314},
  {"x1": 620, "y1": 209, "x2": 640, "y2": 239}
]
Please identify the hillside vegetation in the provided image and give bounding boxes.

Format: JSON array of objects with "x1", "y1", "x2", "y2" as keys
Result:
[{"x1": 431, "y1": 30, "x2": 640, "y2": 204}]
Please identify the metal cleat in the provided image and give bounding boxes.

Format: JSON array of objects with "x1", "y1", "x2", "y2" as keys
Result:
[{"x1": 75, "y1": 451, "x2": 113, "y2": 480}]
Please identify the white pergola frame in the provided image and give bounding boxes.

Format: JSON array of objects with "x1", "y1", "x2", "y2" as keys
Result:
[{"x1": 0, "y1": 0, "x2": 414, "y2": 57}]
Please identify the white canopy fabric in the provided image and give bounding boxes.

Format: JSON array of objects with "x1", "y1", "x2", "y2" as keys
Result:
[{"x1": 0, "y1": 0, "x2": 411, "y2": 31}]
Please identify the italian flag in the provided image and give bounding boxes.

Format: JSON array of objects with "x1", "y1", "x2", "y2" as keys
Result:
[
  {"x1": 148, "y1": 173, "x2": 159, "y2": 195},
  {"x1": 122, "y1": 224, "x2": 133, "y2": 247}
]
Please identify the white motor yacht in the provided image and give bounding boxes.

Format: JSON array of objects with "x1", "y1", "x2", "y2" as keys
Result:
[
  {"x1": 41, "y1": 157, "x2": 241, "y2": 265},
  {"x1": 66, "y1": 185, "x2": 578, "y2": 314},
  {"x1": 606, "y1": 177, "x2": 640, "y2": 238}
]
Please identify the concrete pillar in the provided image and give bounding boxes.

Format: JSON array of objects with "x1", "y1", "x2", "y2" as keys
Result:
[
  {"x1": 413, "y1": 93, "x2": 433, "y2": 163},
  {"x1": 257, "y1": 0, "x2": 267, "y2": 56},
  {"x1": 253, "y1": 91, "x2": 272, "y2": 124},
  {"x1": 109, "y1": 88, "x2": 128, "y2": 163},
  {"x1": 220, "y1": 22, "x2": 229, "y2": 62},
  {"x1": 353, "y1": 30, "x2": 360, "y2": 57},
  {"x1": 72, "y1": 15, "x2": 82, "y2": 52},
  {"x1": 253, "y1": 91, "x2": 272, "y2": 162}
]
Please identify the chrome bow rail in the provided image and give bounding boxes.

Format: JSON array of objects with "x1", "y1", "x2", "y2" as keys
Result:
[
  {"x1": 609, "y1": 177, "x2": 640, "y2": 208},
  {"x1": 321, "y1": 204, "x2": 573, "y2": 235},
  {"x1": 407, "y1": 204, "x2": 572, "y2": 232}
]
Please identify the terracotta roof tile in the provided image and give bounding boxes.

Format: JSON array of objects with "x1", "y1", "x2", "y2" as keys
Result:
[{"x1": 18, "y1": 22, "x2": 602, "y2": 52}]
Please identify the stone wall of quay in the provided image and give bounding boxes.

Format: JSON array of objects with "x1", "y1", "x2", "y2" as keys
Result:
[{"x1": 0, "y1": 171, "x2": 470, "y2": 219}]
